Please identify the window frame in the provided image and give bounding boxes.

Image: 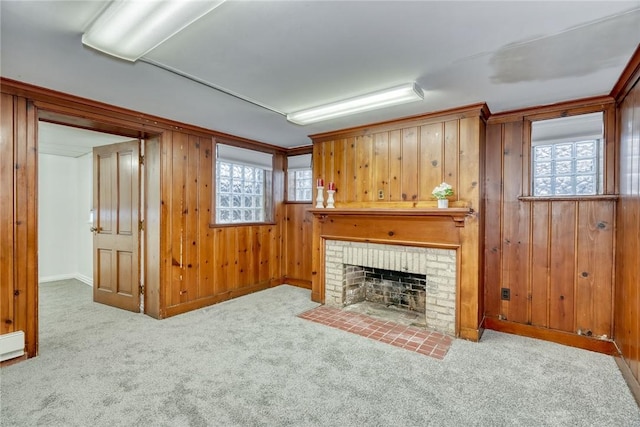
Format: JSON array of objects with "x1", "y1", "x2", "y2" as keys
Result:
[
  {"x1": 521, "y1": 106, "x2": 616, "y2": 201},
  {"x1": 212, "y1": 143, "x2": 275, "y2": 227},
  {"x1": 285, "y1": 152, "x2": 313, "y2": 204}
]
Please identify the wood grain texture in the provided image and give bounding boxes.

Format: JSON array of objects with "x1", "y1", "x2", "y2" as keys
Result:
[
  {"x1": 616, "y1": 70, "x2": 640, "y2": 388},
  {"x1": 310, "y1": 106, "x2": 487, "y2": 340},
  {"x1": 283, "y1": 203, "x2": 313, "y2": 283},
  {"x1": 0, "y1": 95, "x2": 38, "y2": 357},
  {"x1": 484, "y1": 103, "x2": 617, "y2": 344},
  {"x1": 0, "y1": 93, "x2": 16, "y2": 337},
  {"x1": 1, "y1": 79, "x2": 290, "y2": 359}
]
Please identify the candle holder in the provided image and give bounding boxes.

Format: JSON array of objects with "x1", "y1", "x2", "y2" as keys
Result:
[
  {"x1": 316, "y1": 186, "x2": 325, "y2": 208},
  {"x1": 326, "y1": 190, "x2": 336, "y2": 208}
]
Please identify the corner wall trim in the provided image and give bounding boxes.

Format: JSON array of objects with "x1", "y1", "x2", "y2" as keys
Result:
[
  {"x1": 615, "y1": 356, "x2": 640, "y2": 408},
  {"x1": 39, "y1": 273, "x2": 93, "y2": 287}
]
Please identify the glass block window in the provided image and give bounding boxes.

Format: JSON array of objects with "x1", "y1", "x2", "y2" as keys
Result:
[
  {"x1": 287, "y1": 153, "x2": 313, "y2": 202},
  {"x1": 532, "y1": 139, "x2": 602, "y2": 196},
  {"x1": 216, "y1": 160, "x2": 267, "y2": 224},
  {"x1": 288, "y1": 169, "x2": 313, "y2": 201}
]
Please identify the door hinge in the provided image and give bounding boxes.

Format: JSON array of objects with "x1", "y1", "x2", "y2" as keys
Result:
[
  {"x1": 139, "y1": 155, "x2": 145, "y2": 165},
  {"x1": 139, "y1": 284, "x2": 145, "y2": 295},
  {"x1": 139, "y1": 219, "x2": 145, "y2": 232}
]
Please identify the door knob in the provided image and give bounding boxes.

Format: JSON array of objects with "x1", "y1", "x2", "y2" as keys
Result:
[{"x1": 90, "y1": 226, "x2": 100, "y2": 233}]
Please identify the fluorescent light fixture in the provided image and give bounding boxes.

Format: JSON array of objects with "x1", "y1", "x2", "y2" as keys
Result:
[
  {"x1": 82, "y1": 0, "x2": 226, "y2": 62},
  {"x1": 286, "y1": 82, "x2": 424, "y2": 125}
]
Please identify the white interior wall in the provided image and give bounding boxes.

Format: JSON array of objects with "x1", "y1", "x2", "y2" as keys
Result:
[
  {"x1": 38, "y1": 153, "x2": 93, "y2": 284},
  {"x1": 76, "y1": 153, "x2": 93, "y2": 284}
]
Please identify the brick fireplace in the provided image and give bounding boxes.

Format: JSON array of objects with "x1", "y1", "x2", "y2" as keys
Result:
[
  {"x1": 324, "y1": 240, "x2": 457, "y2": 335},
  {"x1": 310, "y1": 208, "x2": 482, "y2": 340}
]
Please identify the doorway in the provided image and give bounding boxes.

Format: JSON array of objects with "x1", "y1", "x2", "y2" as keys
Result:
[{"x1": 37, "y1": 122, "x2": 141, "y2": 312}]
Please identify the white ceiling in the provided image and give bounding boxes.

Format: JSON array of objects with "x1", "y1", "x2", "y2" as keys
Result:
[
  {"x1": 38, "y1": 122, "x2": 133, "y2": 157},
  {"x1": 1, "y1": 1, "x2": 639, "y2": 150}
]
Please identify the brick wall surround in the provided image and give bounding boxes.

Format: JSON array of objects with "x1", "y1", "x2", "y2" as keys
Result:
[{"x1": 324, "y1": 240, "x2": 457, "y2": 335}]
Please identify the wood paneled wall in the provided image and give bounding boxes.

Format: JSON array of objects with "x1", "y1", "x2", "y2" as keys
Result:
[
  {"x1": 159, "y1": 130, "x2": 285, "y2": 317},
  {"x1": 0, "y1": 93, "x2": 38, "y2": 357},
  {"x1": 484, "y1": 99, "x2": 618, "y2": 353},
  {"x1": 615, "y1": 58, "x2": 640, "y2": 396},
  {"x1": 282, "y1": 203, "x2": 313, "y2": 286},
  {"x1": 309, "y1": 105, "x2": 488, "y2": 340},
  {"x1": 0, "y1": 79, "x2": 287, "y2": 358},
  {"x1": 311, "y1": 105, "x2": 488, "y2": 209}
]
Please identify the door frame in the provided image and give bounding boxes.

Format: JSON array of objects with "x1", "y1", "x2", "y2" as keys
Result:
[{"x1": 30, "y1": 107, "x2": 163, "y2": 357}]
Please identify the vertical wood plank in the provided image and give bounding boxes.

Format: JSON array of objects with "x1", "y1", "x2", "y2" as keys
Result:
[
  {"x1": 549, "y1": 201, "x2": 576, "y2": 332},
  {"x1": 443, "y1": 120, "x2": 460, "y2": 193},
  {"x1": 0, "y1": 94, "x2": 15, "y2": 335},
  {"x1": 355, "y1": 135, "x2": 374, "y2": 202},
  {"x1": 530, "y1": 202, "x2": 550, "y2": 327},
  {"x1": 213, "y1": 228, "x2": 227, "y2": 295},
  {"x1": 373, "y1": 133, "x2": 389, "y2": 201},
  {"x1": 388, "y1": 130, "x2": 402, "y2": 201},
  {"x1": 575, "y1": 200, "x2": 613, "y2": 337},
  {"x1": 400, "y1": 127, "x2": 418, "y2": 202},
  {"x1": 144, "y1": 134, "x2": 162, "y2": 317},
  {"x1": 484, "y1": 123, "x2": 503, "y2": 318},
  {"x1": 333, "y1": 139, "x2": 346, "y2": 202},
  {"x1": 198, "y1": 137, "x2": 214, "y2": 298},
  {"x1": 419, "y1": 123, "x2": 443, "y2": 201},
  {"x1": 169, "y1": 132, "x2": 187, "y2": 307},
  {"x1": 182, "y1": 135, "x2": 200, "y2": 303},
  {"x1": 459, "y1": 117, "x2": 481, "y2": 206},
  {"x1": 344, "y1": 137, "x2": 357, "y2": 203},
  {"x1": 236, "y1": 226, "x2": 250, "y2": 287},
  {"x1": 500, "y1": 121, "x2": 529, "y2": 324},
  {"x1": 227, "y1": 228, "x2": 239, "y2": 290}
]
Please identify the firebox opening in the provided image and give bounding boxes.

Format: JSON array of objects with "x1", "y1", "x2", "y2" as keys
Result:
[{"x1": 343, "y1": 265, "x2": 427, "y2": 328}]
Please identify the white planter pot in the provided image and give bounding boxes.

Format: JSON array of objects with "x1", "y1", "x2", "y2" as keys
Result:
[{"x1": 437, "y1": 199, "x2": 449, "y2": 209}]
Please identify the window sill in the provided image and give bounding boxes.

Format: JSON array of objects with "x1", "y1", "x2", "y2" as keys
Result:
[
  {"x1": 209, "y1": 221, "x2": 277, "y2": 228},
  {"x1": 518, "y1": 195, "x2": 619, "y2": 202}
]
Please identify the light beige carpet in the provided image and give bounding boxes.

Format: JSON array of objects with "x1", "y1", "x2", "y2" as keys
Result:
[{"x1": 1, "y1": 279, "x2": 638, "y2": 426}]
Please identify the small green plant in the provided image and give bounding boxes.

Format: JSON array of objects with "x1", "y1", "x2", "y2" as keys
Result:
[{"x1": 432, "y1": 182, "x2": 454, "y2": 199}]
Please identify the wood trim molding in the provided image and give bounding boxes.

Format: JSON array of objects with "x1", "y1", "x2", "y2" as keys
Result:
[
  {"x1": 484, "y1": 317, "x2": 618, "y2": 355},
  {"x1": 518, "y1": 195, "x2": 619, "y2": 202},
  {"x1": 309, "y1": 207, "x2": 471, "y2": 227},
  {"x1": 286, "y1": 145, "x2": 313, "y2": 156},
  {"x1": 309, "y1": 103, "x2": 490, "y2": 142},
  {"x1": 615, "y1": 356, "x2": 640, "y2": 407},
  {"x1": 282, "y1": 277, "x2": 312, "y2": 290},
  {"x1": 487, "y1": 96, "x2": 615, "y2": 124},
  {"x1": 610, "y1": 44, "x2": 640, "y2": 103},
  {"x1": 1, "y1": 77, "x2": 286, "y2": 154}
]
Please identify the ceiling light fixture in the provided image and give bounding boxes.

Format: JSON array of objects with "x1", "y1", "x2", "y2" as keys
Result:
[
  {"x1": 82, "y1": 0, "x2": 226, "y2": 62},
  {"x1": 286, "y1": 82, "x2": 424, "y2": 125}
]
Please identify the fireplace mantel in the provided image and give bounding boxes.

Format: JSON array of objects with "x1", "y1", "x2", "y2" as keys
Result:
[
  {"x1": 310, "y1": 206, "x2": 484, "y2": 341},
  {"x1": 309, "y1": 207, "x2": 473, "y2": 227}
]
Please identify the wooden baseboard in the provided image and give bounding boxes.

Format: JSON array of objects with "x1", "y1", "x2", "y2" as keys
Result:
[
  {"x1": 0, "y1": 354, "x2": 27, "y2": 367},
  {"x1": 484, "y1": 317, "x2": 618, "y2": 355},
  {"x1": 459, "y1": 327, "x2": 483, "y2": 342},
  {"x1": 615, "y1": 356, "x2": 640, "y2": 408},
  {"x1": 162, "y1": 281, "x2": 272, "y2": 318},
  {"x1": 282, "y1": 277, "x2": 312, "y2": 290}
]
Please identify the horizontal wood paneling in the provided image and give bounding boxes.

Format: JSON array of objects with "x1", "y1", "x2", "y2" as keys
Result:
[
  {"x1": 616, "y1": 68, "x2": 640, "y2": 392},
  {"x1": 484, "y1": 100, "x2": 617, "y2": 350}
]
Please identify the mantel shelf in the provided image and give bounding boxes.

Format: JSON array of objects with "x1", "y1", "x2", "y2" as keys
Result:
[{"x1": 309, "y1": 207, "x2": 472, "y2": 227}]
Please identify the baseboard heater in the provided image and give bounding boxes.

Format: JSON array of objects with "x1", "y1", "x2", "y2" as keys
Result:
[{"x1": 0, "y1": 331, "x2": 25, "y2": 362}]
